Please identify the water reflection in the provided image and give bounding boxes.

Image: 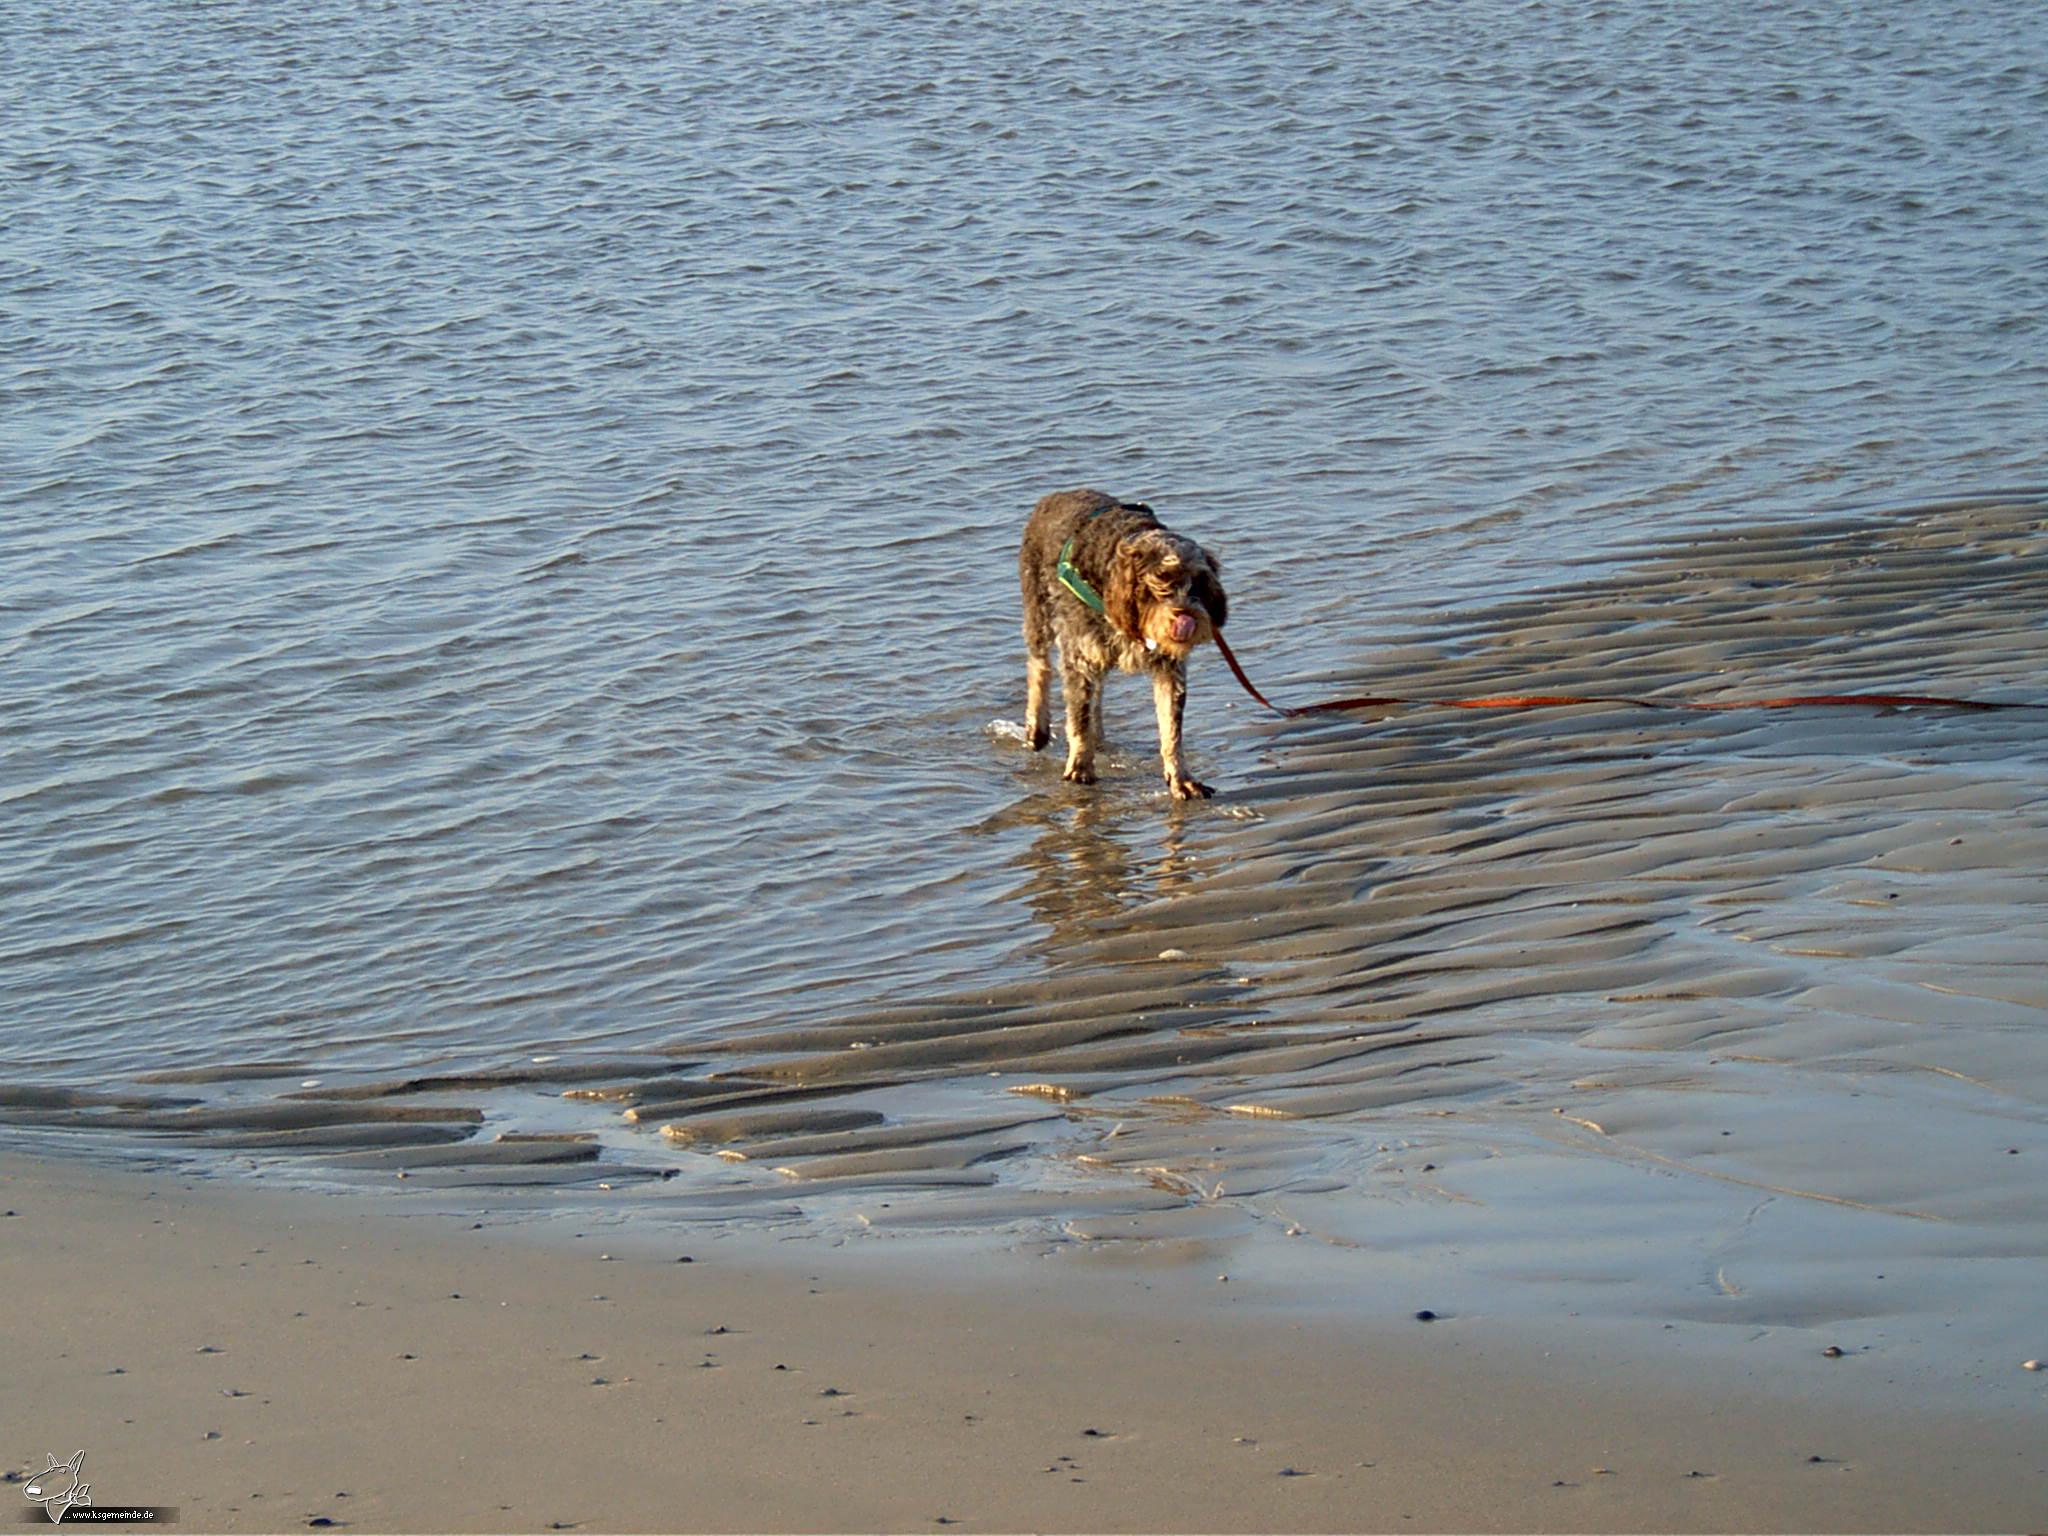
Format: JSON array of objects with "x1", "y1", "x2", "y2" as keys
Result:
[{"x1": 964, "y1": 781, "x2": 1204, "y2": 961}]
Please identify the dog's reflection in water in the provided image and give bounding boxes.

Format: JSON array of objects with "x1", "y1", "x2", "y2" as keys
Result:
[{"x1": 976, "y1": 787, "x2": 1200, "y2": 957}]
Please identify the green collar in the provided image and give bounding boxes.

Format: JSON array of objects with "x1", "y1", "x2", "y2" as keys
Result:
[{"x1": 1055, "y1": 504, "x2": 1111, "y2": 614}]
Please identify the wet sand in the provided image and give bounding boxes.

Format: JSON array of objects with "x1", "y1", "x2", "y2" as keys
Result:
[{"x1": 6, "y1": 1148, "x2": 2044, "y2": 1532}]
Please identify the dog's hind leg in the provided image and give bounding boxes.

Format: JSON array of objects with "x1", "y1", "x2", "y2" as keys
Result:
[
  {"x1": 1153, "y1": 663, "x2": 1211, "y2": 800},
  {"x1": 1024, "y1": 652, "x2": 1052, "y2": 751},
  {"x1": 1060, "y1": 659, "x2": 1101, "y2": 784},
  {"x1": 1021, "y1": 572, "x2": 1054, "y2": 751}
]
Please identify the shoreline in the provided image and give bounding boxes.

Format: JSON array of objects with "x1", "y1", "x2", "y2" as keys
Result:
[{"x1": 6, "y1": 1149, "x2": 2043, "y2": 1532}]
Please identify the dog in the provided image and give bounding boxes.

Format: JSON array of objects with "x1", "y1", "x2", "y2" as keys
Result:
[{"x1": 1019, "y1": 488, "x2": 1227, "y2": 799}]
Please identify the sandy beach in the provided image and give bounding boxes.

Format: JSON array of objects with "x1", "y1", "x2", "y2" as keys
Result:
[{"x1": 6, "y1": 1148, "x2": 2044, "y2": 1532}]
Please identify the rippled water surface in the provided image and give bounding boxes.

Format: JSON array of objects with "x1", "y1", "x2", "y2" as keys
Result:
[{"x1": 6, "y1": 0, "x2": 2047, "y2": 1176}]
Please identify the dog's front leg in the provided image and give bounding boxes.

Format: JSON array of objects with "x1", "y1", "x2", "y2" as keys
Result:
[
  {"x1": 1153, "y1": 663, "x2": 1211, "y2": 799},
  {"x1": 1061, "y1": 660, "x2": 1101, "y2": 784}
]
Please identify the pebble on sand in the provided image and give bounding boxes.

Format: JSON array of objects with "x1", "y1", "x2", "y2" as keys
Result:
[{"x1": 2024, "y1": 1360, "x2": 2043, "y2": 1371}]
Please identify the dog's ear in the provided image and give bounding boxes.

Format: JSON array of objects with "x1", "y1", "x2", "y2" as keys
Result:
[
  {"x1": 1102, "y1": 538, "x2": 1145, "y2": 639},
  {"x1": 1193, "y1": 551, "x2": 1227, "y2": 628}
]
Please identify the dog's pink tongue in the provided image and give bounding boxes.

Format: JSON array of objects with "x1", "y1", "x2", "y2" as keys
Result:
[{"x1": 1170, "y1": 612, "x2": 1198, "y2": 643}]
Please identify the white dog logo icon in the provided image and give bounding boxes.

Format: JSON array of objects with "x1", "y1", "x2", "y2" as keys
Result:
[{"x1": 24, "y1": 1451, "x2": 91, "y2": 1523}]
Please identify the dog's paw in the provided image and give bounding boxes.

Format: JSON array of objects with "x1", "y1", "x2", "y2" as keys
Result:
[
  {"x1": 1062, "y1": 763, "x2": 1098, "y2": 786},
  {"x1": 1168, "y1": 776, "x2": 1213, "y2": 800},
  {"x1": 1027, "y1": 724, "x2": 1050, "y2": 752}
]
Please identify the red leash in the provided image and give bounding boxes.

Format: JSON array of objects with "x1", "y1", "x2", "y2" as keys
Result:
[{"x1": 1208, "y1": 628, "x2": 2033, "y2": 719}]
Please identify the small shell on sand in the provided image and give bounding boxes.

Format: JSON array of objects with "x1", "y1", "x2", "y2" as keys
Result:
[{"x1": 2024, "y1": 1359, "x2": 2043, "y2": 1371}]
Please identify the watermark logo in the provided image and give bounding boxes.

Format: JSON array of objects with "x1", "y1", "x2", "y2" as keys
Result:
[
  {"x1": 14, "y1": 1451, "x2": 171, "y2": 1524},
  {"x1": 24, "y1": 1452, "x2": 90, "y2": 1524}
]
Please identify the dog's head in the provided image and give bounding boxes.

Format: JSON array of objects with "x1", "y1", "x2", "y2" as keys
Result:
[{"x1": 1104, "y1": 529, "x2": 1226, "y2": 658}]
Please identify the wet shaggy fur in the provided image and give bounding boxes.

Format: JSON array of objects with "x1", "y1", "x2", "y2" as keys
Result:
[{"x1": 1019, "y1": 488, "x2": 1227, "y2": 799}]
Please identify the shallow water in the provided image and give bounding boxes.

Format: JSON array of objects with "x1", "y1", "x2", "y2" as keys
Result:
[
  {"x1": 6, "y1": 1, "x2": 2048, "y2": 1324},
  {"x1": 9, "y1": 0, "x2": 2047, "y2": 1081}
]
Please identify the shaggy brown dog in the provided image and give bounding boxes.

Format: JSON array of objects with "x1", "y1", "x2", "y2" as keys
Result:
[{"x1": 1019, "y1": 488, "x2": 1227, "y2": 799}]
